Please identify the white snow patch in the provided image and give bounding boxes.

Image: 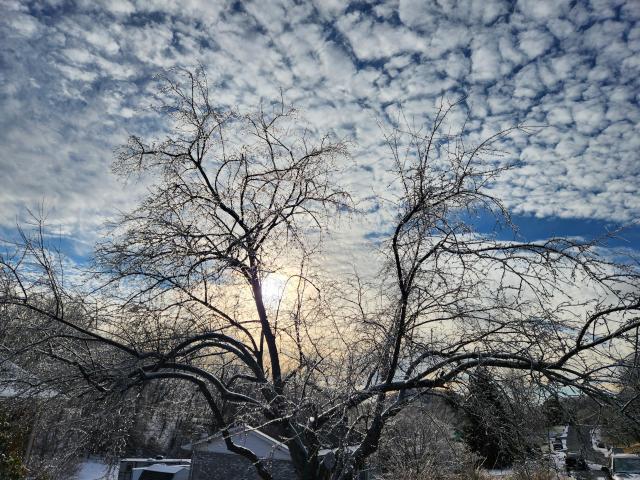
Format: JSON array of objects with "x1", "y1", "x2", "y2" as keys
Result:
[
  {"x1": 591, "y1": 427, "x2": 609, "y2": 457},
  {"x1": 551, "y1": 451, "x2": 566, "y2": 469},
  {"x1": 485, "y1": 468, "x2": 514, "y2": 477},
  {"x1": 73, "y1": 458, "x2": 118, "y2": 480}
]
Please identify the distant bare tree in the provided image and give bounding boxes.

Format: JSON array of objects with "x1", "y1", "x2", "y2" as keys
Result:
[
  {"x1": 1, "y1": 67, "x2": 639, "y2": 480},
  {"x1": 376, "y1": 397, "x2": 479, "y2": 480}
]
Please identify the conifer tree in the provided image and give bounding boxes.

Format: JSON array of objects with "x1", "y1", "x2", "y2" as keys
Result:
[{"x1": 462, "y1": 370, "x2": 514, "y2": 468}]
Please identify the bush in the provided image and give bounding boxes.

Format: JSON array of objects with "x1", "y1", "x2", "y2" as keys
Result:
[{"x1": 0, "y1": 412, "x2": 27, "y2": 480}]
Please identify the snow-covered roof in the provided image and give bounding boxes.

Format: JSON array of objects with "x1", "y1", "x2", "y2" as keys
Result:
[
  {"x1": 182, "y1": 425, "x2": 291, "y2": 461},
  {"x1": 612, "y1": 453, "x2": 640, "y2": 458},
  {"x1": 121, "y1": 458, "x2": 191, "y2": 463},
  {"x1": 182, "y1": 424, "x2": 362, "y2": 464},
  {"x1": 133, "y1": 464, "x2": 190, "y2": 473},
  {"x1": 131, "y1": 463, "x2": 190, "y2": 480}
]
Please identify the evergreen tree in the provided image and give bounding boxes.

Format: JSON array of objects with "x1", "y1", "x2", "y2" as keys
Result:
[
  {"x1": 542, "y1": 394, "x2": 565, "y2": 426},
  {"x1": 462, "y1": 369, "x2": 514, "y2": 468}
]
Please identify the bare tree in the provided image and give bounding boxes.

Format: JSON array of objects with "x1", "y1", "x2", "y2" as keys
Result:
[
  {"x1": 375, "y1": 396, "x2": 479, "y2": 480},
  {"x1": 0, "y1": 296, "x2": 141, "y2": 479},
  {"x1": 1, "y1": 67, "x2": 639, "y2": 480}
]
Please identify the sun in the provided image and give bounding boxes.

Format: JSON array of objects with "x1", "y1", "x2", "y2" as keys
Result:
[{"x1": 260, "y1": 274, "x2": 287, "y2": 305}]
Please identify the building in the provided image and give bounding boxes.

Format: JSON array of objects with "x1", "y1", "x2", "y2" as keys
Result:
[
  {"x1": 183, "y1": 426, "x2": 297, "y2": 480},
  {"x1": 131, "y1": 463, "x2": 190, "y2": 480},
  {"x1": 118, "y1": 458, "x2": 191, "y2": 480},
  {"x1": 182, "y1": 425, "x2": 371, "y2": 480}
]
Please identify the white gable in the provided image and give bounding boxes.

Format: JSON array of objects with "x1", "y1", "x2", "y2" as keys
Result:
[
  {"x1": 131, "y1": 464, "x2": 190, "y2": 480},
  {"x1": 195, "y1": 427, "x2": 291, "y2": 461}
]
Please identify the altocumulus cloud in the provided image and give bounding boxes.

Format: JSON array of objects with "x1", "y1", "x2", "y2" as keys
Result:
[{"x1": 1, "y1": 0, "x2": 639, "y2": 262}]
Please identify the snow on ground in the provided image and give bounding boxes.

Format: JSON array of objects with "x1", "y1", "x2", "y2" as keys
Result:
[
  {"x1": 551, "y1": 451, "x2": 567, "y2": 469},
  {"x1": 485, "y1": 468, "x2": 519, "y2": 477},
  {"x1": 73, "y1": 458, "x2": 118, "y2": 480},
  {"x1": 591, "y1": 427, "x2": 609, "y2": 457},
  {"x1": 559, "y1": 425, "x2": 569, "y2": 450}
]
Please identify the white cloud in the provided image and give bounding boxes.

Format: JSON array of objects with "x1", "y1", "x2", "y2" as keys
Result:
[
  {"x1": 546, "y1": 106, "x2": 573, "y2": 126},
  {"x1": 471, "y1": 35, "x2": 503, "y2": 82},
  {"x1": 572, "y1": 101, "x2": 606, "y2": 135},
  {"x1": 517, "y1": 0, "x2": 572, "y2": 22},
  {"x1": 0, "y1": 0, "x2": 639, "y2": 269},
  {"x1": 513, "y1": 64, "x2": 542, "y2": 98},
  {"x1": 400, "y1": 0, "x2": 509, "y2": 28},
  {"x1": 337, "y1": 14, "x2": 427, "y2": 60},
  {"x1": 97, "y1": 0, "x2": 136, "y2": 16},
  {"x1": 518, "y1": 29, "x2": 554, "y2": 59}
]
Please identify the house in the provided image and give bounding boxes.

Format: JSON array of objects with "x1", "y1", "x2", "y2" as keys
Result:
[
  {"x1": 182, "y1": 425, "x2": 371, "y2": 480},
  {"x1": 131, "y1": 463, "x2": 190, "y2": 480},
  {"x1": 183, "y1": 426, "x2": 297, "y2": 480},
  {"x1": 118, "y1": 458, "x2": 191, "y2": 480}
]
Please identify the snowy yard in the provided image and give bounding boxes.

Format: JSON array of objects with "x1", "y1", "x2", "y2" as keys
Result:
[{"x1": 72, "y1": 458, "x2": 118, "y2": 480}]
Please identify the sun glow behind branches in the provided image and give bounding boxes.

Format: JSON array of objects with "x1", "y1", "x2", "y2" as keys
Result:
[{"x1": 261, "y1": 273, "x2": 288, "y2": 306}]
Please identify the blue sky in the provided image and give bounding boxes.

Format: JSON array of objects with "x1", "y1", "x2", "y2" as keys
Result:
[{"x1": 1, "y1": 0, "x2": 639, "y2": 268}]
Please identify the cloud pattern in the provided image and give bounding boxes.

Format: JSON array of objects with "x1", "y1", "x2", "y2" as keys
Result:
[{"x1": 1, "y1": 0, "x2": 639, "y2": 261}]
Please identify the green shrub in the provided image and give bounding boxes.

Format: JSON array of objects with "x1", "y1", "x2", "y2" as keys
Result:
[{"x1": 0, "y1": 412, "x2": 27, "y2": 480}]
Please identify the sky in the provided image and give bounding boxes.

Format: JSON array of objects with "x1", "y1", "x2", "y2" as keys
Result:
[{"x1": 1, "y1": 0, "x2": 639, "y2": 268}]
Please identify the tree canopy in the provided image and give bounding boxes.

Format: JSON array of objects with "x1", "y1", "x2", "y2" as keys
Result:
[{"x1": 1, "y1": 68, "x2": 639, "y2": 480}]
